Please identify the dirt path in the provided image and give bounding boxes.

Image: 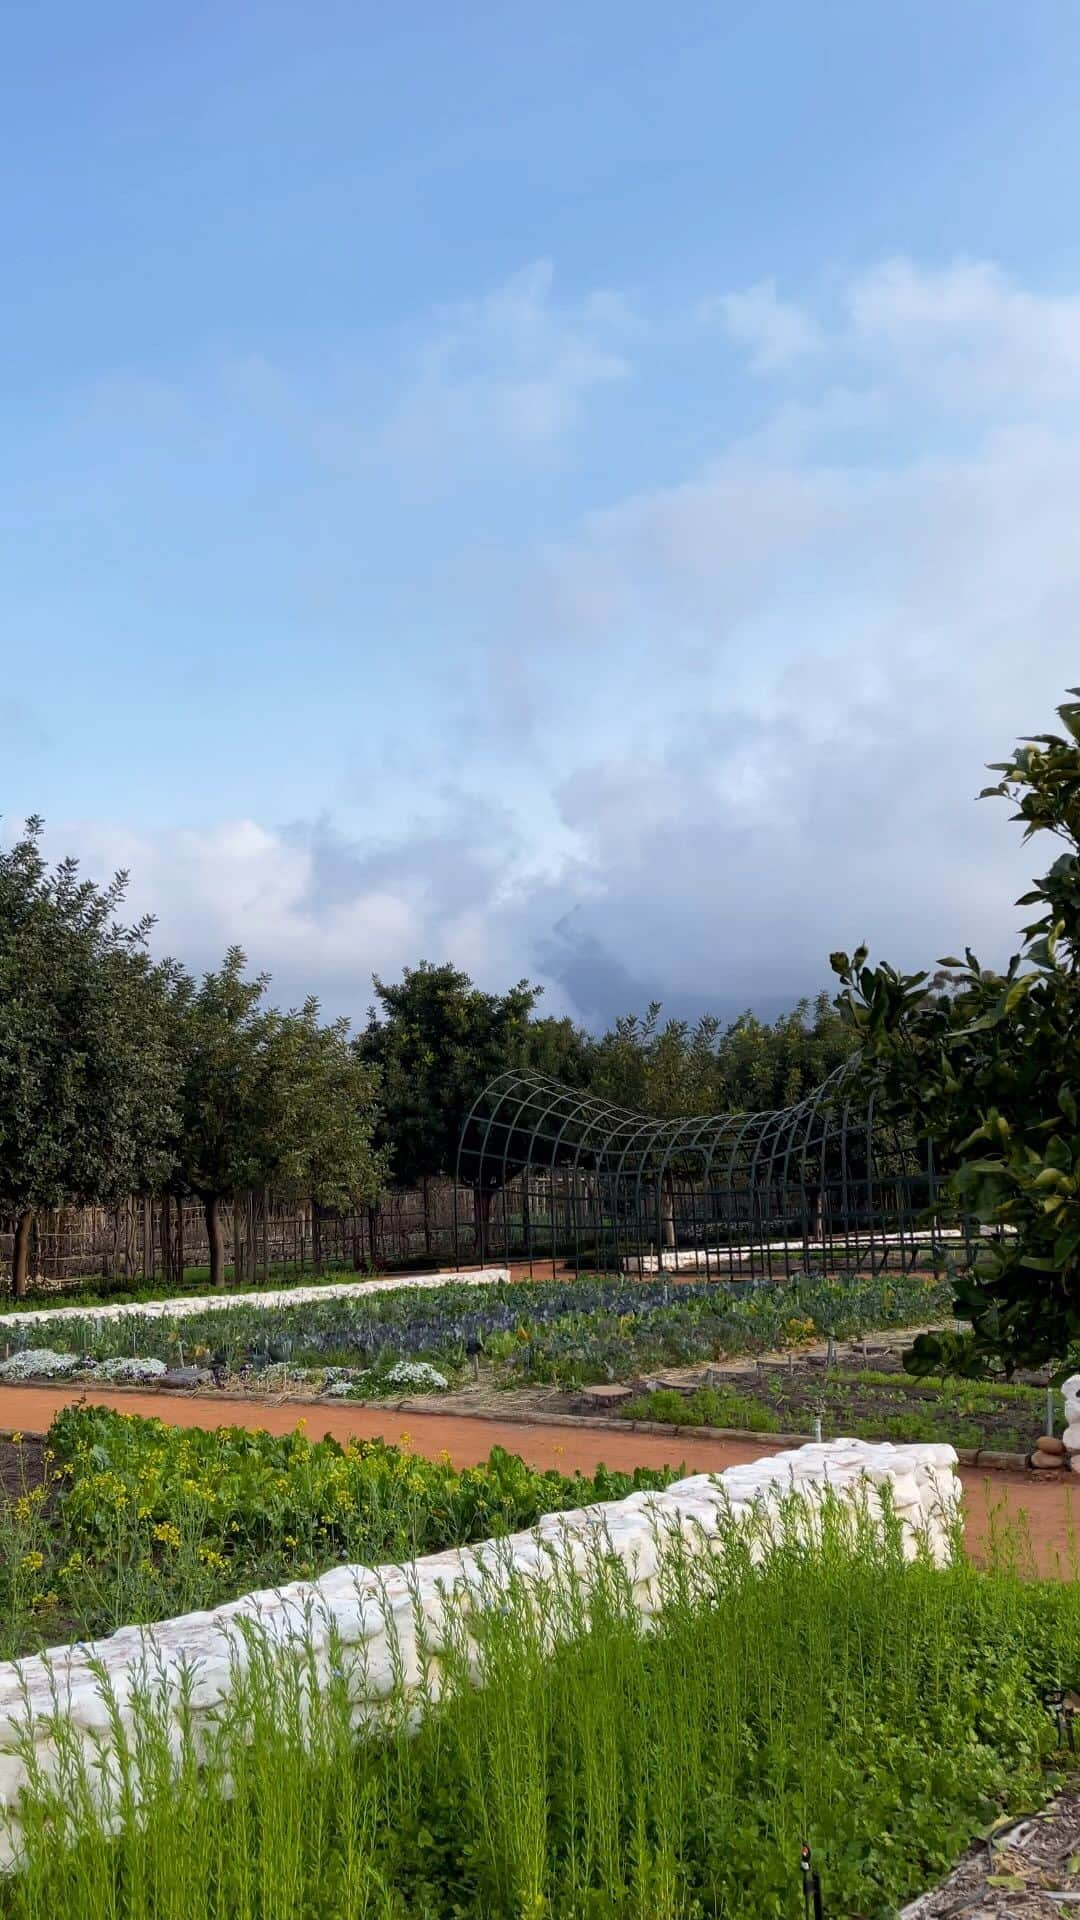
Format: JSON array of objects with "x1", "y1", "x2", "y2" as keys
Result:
[{"x1": 2, "y1": 1383, "x2": 1075, "y2": 1575}]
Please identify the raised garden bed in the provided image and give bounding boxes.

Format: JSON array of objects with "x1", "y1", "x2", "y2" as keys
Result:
[
  {"x1": 0, "y1": 1408, "x2": 677, "y2": 1664},
  {"x1": 0, "y1": 1270, "x2": 953, "y2": 1397},
  {"x1": 3, "y1": 1475, "x2": 1079, "y2": 1920},
  {"x1": 619, "y1": 1354, "x2": 1054, "y2": 1454}
]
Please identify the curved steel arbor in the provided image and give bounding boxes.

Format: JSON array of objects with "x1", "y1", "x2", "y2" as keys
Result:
[{"x1": 455, "y1": 1061, "x2": 941, "y2": 1279}]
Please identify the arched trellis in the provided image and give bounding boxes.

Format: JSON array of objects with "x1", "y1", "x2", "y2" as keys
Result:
[{"x1": 455, "y1": 1060, "x2": 946, "y2": 1279}]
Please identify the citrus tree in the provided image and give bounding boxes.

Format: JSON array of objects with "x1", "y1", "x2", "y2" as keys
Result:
[{"x1": 832, "y1": 690, "x2": 1080, "y2": 1376}]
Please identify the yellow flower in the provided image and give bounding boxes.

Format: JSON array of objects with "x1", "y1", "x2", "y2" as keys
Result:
[
  {"x1": 152, "y1": 1522, "x2": 182, "y2": 1550},
  {"x1": 10, "y1": 1432, "x2": 23, "y2": 1447},
  {"x1": 20, "y1": 1552, "x2": 44, "y2": 1574}
]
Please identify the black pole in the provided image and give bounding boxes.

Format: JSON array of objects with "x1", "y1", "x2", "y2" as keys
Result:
[{"x1": 800, "y1": 1844, "x2": 824, "y2": 1920}]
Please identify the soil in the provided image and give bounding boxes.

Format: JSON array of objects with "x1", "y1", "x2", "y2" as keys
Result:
[
  {"x1": 0, "y1": 1430, "x2": 46, "y2": 1504},
  {"x1": 646, "y1": 1352, "x2": 1047, "y2": 1452},
  {"x1": 899, "y1": 1782, "x2": 1080, "y2": 1917}
]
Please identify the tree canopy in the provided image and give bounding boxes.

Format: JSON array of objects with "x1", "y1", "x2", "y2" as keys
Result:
[
  {"x1": 171, "y1": 948, "x2": 385, "y2": 1286},
  {"x1": 359, "y1": 962, "x2": 541, "y2": 1188},
  {"x1": 833, "y1": 689, "x2": 1080, "y2": 1377},
  {"x1": 0, "y1": 819, "x2": 178, "y2": 1295}
]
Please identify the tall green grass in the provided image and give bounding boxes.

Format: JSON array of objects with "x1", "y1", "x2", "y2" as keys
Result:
[{"x1": 3, "y1": 1494, "x2": 1077, "y2": 1919}]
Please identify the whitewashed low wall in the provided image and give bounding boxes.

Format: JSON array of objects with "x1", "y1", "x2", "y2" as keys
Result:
[
  {"x1": 0, "y1": 1266, "x2": 511, "y2": 1335},
  {"x1": 0, "y1": 1438, "x2": 959, "y2": 1866},
  {"x1": 1061, "y1": 1373, "x2": 1080, "y2": 1469}
]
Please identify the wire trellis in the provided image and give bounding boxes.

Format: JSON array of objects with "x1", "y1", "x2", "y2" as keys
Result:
[{"x1": 455, "y1": 1060, "x2": 950, "y2": 1279}]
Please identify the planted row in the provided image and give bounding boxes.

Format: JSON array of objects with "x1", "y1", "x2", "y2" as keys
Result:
[
  {"x1": 0, "y1": 1408, "x2": 676, "y2": 1663},
  {"x1": 622, "y1": 1368, "x2": 1048, "y2": 1451},
  {"x1": 0, "y1": 1270, "x2": 952, "y2": 1391}
]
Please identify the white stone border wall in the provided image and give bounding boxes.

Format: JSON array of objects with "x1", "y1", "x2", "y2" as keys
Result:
[
  {"x1": 0, "y1": 1266, "x2": 512, "y2": 1334},
  {"x1": 0, "y1": 1438, "x2": 959, "y2": 1868}
]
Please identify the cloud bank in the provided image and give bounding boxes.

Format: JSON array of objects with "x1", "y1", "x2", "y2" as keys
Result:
[{"x1": 32, "y1": 256, "x2": 1079, "y2": 1027}]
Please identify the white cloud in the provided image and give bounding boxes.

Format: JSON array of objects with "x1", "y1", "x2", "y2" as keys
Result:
[
  {"x1": 382, "y1": 261, "x2": 634, "y2": 477},
  {"x1": 701, "y1": 278, "x2": 822, "y2": 371},
  {"x1": 30, "y1": 255, "x2": 1080, "y2": 1028}
]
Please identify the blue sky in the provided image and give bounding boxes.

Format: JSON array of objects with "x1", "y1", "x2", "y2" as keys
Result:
[{"x1": 3, "y1": 2, "x2": 1078, "y2": 1024}]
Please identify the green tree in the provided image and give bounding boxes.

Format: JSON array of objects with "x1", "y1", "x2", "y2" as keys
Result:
[
  {"x1": 0, "y1": 820, "x2": 178, "y2": 1297},
  {"x1": 172, "y1": 949, "x2": 385, "y2": 1287},
  {"x1": 590, "y1": 1005, "x2": 721, "y2": 1119},
  {"x1": 359, "y1": 963, "x2": 541, "y2": 1222},
  {"x1": 715, "y1": 994, "x2": 857, "y2": 1112},
  {"x1": 586, "y1": 993, "x2": 855, "y2": 1121},
  {"x1": 832, "y1": 689, "x2": 1080, "y2": 1377},
  {"x1": 515, "y1": 1013, "x2": 595, "y2": 1088}
]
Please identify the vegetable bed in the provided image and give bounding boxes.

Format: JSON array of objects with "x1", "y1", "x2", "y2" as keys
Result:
[
  {"x1": 3, "y1": 1495, "x2": 1079, "y2": 1920},
  {"x1": 0, "y1": 1271, "x2": 952, "y2": 1394},
  {"x1": 0, "y1": 1410, "x2": 676, "y2": 1663},
  {"x1": 623, "y1": 1363, "x2": 1051, "y2": 1453}
]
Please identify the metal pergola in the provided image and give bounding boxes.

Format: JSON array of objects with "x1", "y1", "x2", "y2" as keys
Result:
[{"x1": 455, "y1": 1060, "x2": 947, "y2": 1280}]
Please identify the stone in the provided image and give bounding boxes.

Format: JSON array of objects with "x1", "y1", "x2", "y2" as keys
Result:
[
  {"x1": 1031, "y1": 1449, "x2": 1064, "y2": 1471},
  {"x1": 160, "y1": 1367, "x2": 214, "y2": 1390},
  {"x1": 1036, "y1": 1434, "x2": 1066, "y2": 1456}
]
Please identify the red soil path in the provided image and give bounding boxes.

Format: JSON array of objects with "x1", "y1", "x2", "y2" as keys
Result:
[{"x1": 1, "y1": 1383, "x2": 1076, "y2": 1576}]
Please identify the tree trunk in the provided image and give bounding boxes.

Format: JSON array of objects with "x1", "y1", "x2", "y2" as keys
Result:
[
  {"x1": 312, "y1": 1201, "x2": 323, "y2": 1275},
  {"x1": 205, "y1": 1195, "x2": 225, "y2": 1289},
  {"x1": 661, "y1": 1178, "x2": 676, "y2": 1250},
  {"x1": 160, "y1": 1195, "x2": 172, "y2": 1289},
  {"x1": 472, "y1": 1187, "x2": 493, "y2": 1262},
  {"x1": 11, "y1": 1210, "x2": 33, "y2": 1300}
]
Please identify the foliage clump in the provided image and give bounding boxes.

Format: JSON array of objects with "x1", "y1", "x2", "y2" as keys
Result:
[{"x1": 833, "y1": 690, "x2": 1080, "y2": 1376}]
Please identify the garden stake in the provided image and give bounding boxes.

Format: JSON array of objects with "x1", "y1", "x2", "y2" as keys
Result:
[
  {"x1": 1044, "y1": 1686, "x2": 1076, "y2": 1751},
  {"x1": 800, "y1": 1843, "x2": 824, "y2": 1920}
]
